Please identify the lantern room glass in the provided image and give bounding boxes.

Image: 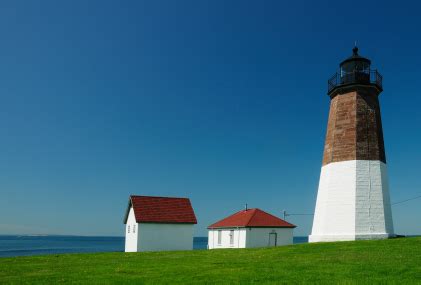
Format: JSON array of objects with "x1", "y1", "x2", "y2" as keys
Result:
[
  {"x1": 340, "y1": 61, "x2": 370, "y2": 77},
  {"x1": 340, "y1": 60, "x2": 370, "y2": 85}
]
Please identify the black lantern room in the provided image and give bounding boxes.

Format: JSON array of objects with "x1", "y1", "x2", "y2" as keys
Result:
[{"x1": 328, "y1": 47, "x2": 382, "y2": 97}]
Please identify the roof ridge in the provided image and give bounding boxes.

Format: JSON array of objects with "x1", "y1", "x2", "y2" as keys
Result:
[
  {"x1": 130, "y1": 195, "x2": 189, "y2": 200},
  {"x1": 256, "y1": 208, "x2": 280, "y2": 219},
  {"x1": 253, "y1": 208, "x2": 293, "y2": 224},
  {"x1": 207, "y1": 207, "x2": 296, "y2": 228},
  {"x1": 245, "y1": 208, "x2": 258, "y2": 226}
]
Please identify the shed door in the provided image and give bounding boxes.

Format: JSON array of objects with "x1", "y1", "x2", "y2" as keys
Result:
[{"x1": 269, "y1": 233, "x2": 277, "y2": 247}]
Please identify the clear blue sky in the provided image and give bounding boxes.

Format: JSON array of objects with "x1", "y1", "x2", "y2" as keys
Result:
[{"x1": 1, "y1": 0, "x2": 420, "y2": 237}]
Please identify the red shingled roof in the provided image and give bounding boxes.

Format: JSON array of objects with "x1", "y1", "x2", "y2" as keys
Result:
[
  {"x1": 124, "y1": 195, "x2": 197, "y2": 224},
  {"x1": 208, "y1": 208, "x2": 296, "y2": 229}
]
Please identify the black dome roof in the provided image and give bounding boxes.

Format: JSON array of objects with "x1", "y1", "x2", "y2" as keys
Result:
[{"x1": 340, "y1": 46, "x2": 371, "y2": 66}]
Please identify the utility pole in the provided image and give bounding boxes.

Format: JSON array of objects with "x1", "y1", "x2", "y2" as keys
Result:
[{"x1": 282, "y1": 210, "x2": 288, "y2": 220}]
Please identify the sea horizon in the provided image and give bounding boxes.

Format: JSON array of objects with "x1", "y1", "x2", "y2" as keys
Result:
[{"x1": 0, "y1": 235, "x2": 309, "y2": 258}]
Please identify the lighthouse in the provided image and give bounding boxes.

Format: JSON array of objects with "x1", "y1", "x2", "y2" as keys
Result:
[{"x1": 309, "y1": 47, "x2": 394, "y2": 242}]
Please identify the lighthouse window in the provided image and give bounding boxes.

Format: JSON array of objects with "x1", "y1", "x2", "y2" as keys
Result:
[
  {"x1": 128, "y1": 225, "x2": 130, "y2": 233},
  {"x1": 133, "y1": 224, "x2": 136, "y2": 233},
  {"x1": 355, "y1": 62, "x2": 370, "y2": 73}
]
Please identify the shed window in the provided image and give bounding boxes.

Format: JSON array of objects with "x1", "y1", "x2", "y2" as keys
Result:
[
  {"x1": 128, "y1": 225, "x2": 130, "y2": 233},
  {"x1": 229, "y1": 230, "x2": 234, "y2": 245},
  {"x1": 217, "y1": 230, "x2": 222, "y2": 245}
]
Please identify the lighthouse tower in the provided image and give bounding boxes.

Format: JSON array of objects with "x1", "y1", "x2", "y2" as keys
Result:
[{"x1": 309, "y1": 47, "x2": 394, "y2": 242}]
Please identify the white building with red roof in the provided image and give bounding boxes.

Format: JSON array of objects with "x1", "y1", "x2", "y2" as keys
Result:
[
  {"x1": 124, "y1": 195, "x2": 197, "y2": 252},
  {"x1": 208, "y1": 208, "x2": 296, "y2": 249}
]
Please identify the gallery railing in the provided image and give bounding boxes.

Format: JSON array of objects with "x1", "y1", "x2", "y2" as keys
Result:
[{"x1": 328, "y1": 70, "x2": 382, "y2": 93}]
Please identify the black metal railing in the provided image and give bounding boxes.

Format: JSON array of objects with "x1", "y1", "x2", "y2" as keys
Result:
[{"x1": 328, "y1": 70, "x2": 382, "y2": 93}]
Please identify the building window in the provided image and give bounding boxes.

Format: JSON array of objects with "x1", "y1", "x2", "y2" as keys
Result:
[
  {"x1": 133, "y1": 224, "x2": 136, "y2": 233},
  {"x1": 217, "y1": 230, "x2": 222, "y2": 245},
  {"x1": 229, "y1": 230, "x2": 234, "y2": 245},
  {"x1": 128, "y1": 225, "x2": 130, "y2": 233}
]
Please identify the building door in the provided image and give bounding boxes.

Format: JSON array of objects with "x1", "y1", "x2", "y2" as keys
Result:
[{"x1": 269, "y1": 233, "x2": 277, "y2": 247}]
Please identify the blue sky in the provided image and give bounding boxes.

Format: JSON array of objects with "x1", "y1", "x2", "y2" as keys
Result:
[{"x1": 0, "y1": 0, "x2": 420, "y2": 236}]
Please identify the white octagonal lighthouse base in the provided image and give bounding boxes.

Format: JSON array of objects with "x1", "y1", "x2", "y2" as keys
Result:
[{"x1": 309, "y1": 160, "x2": 394, "y2": 243}]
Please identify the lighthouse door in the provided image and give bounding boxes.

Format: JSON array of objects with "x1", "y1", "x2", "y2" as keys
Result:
[{"x1": 268, "y1": 233, "x2": 277, "y2": 247}]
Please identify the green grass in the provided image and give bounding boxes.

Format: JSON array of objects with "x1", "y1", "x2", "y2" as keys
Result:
[{"x1": 1, "y1": 237, "x2": 420, "y2": 284}]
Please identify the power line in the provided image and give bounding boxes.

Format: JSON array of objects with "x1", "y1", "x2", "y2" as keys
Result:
[
  {"x1": 282, "y1": 194, "x2": 421, "y2": 219},
  {"x1": 282, "y1": 210, "x2": 314, "y2": 220},
  {"x1": 284, "y1": 213, "x2": 314, "y2": 216},
  {"x1": 392, "y1": 195, "x2": 421, "y2": 205}
]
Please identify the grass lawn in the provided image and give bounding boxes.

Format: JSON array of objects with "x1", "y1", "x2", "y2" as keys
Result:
[{"x1": 0, "y1": 237, "x2": 420, "y2": 284}]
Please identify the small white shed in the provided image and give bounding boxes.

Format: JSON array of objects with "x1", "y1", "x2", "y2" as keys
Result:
[
  {"x1": 124, "y1": 195, "x2": 197, "y2": 252},
  {"x1": 208, "y1": 208, "x2": 296, "y2": 249}
]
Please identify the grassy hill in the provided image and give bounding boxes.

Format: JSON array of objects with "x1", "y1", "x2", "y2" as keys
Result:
[{"x1": 1, "y1": 237, "x2": 420, "y2": 284}]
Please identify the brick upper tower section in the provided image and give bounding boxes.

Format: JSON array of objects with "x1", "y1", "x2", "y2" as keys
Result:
[
  {"x1": 322, "y1": 47, "x2": 386, "y2": 166},
  {"x1": 322, "y1": 88, "x2": 386, "y2": 166}
]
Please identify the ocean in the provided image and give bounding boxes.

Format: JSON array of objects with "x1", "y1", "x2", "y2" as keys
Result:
[{"x1": 0, "y1": 235, "x2": 308, "y2": 258}]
